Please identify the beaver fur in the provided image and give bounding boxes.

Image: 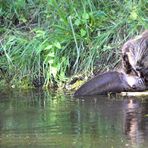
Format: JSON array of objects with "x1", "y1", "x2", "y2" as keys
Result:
[
  {"x1": 122, "y1": 30, "x2": 148, "y2": 81},
  {"x1": 74, "y1": 71, "x2": 146, "y2": 96}
]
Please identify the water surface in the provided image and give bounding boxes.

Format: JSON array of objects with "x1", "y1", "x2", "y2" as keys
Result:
[{"x1": 0, "y1": 89, "x2": 148, "y2": 148}]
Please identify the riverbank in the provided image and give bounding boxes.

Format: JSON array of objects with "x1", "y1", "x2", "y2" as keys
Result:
[{"x1": 0, "y1": 0, "x2": 147, "y2": 89}]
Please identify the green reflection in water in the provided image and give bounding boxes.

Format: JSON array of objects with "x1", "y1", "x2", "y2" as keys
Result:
[{"x1": 0, "y1": 89, "x2": 148, "y2": 148}]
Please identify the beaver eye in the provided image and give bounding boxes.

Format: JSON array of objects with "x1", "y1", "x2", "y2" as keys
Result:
[{"x1": 137, "y1": 60, "x2": 140, "y2": 65}]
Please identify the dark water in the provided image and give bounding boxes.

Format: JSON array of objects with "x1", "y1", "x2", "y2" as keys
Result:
[{"x1": 0, "y1": 89, "x2": 148, "y2": 148}]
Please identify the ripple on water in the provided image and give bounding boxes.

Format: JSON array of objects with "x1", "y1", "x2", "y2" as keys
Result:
[{"x1": 0, "y1": 90, "x2": 148, "y2": 147}]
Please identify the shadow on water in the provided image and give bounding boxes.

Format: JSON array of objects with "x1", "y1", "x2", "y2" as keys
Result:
[{"x1": 0, "y1": 89, "x2": 148, "y2": 148}]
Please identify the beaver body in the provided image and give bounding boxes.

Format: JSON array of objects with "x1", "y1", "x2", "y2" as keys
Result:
[{"x1": 74, "y1": 71, "x2": 146, "y2": 96}]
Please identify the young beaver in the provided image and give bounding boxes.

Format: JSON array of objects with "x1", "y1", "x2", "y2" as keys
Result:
[
  {"x1": 122, "y1": 30, "x2": 148, "y2": 84},
  {"x1": 74, "y1": 71, "x2": 146, "y2": 96}
]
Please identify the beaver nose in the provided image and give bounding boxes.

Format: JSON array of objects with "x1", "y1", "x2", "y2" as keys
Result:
[{"x1": 136, "y1": 66, "x2": 142, "y2": 71}]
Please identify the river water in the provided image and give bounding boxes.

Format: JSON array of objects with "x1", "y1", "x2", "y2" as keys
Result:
[{"x1": 0, "y1": 89, "x2": 148, "y2": 148}]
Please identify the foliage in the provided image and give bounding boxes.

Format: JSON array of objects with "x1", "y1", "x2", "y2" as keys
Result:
[{"x1": 0, "y1": 0, "x2": 148, "y2": 88}]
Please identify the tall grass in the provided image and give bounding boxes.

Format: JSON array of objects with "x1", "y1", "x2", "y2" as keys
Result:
[{"x1": 0, "y1": 0, "x2": 148, "y2": 88}]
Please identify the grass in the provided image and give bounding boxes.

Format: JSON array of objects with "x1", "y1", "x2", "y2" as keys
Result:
[{"x1": 0, "y1": 0, "x2": 148, "y2": 88}]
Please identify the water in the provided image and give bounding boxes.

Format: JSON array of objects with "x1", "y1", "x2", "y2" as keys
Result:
[{"x1": 0, "y1": 89, "x2": 148, "y2": 148}]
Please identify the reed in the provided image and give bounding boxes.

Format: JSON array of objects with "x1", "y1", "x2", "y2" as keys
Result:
[{"x1": 0, "y1": 0, "x2": 147, "y2": 88}]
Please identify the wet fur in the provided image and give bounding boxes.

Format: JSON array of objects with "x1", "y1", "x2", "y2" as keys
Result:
[{"x1": 74, "y1": 71, "x2": 146, "y2": 97}]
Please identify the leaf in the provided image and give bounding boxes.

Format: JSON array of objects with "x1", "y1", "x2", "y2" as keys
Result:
[
  {"x1": 48, "y1": 59, "x2": 54, "y2": 64},
  {"x1": 95, "y1": 11, "x2": 106, "y2": 17},
  {"x1": 130, "y1": 7, "x2": 138, "y2": 20},
  {"x1": 82, "y1": 13, "x2": 89, "y2": 20},
  {"x1": 20, "y1": 16, "x2": 27, "y2": 23},
  {"x1": 35, "y1": 29, "x2": 45, "y2": 38},
  {"x1": 45, "y1": 45, "x2": 53, "y2": 50},
  {"x1": 48, "y1": 52, "x2": 55, "y2": 57},
  {"x1": 130, "y1": 11, "x2": 138, "y2": 20},
  {"x1": 54, "y1": 42, "x2": 61, "y2": 49},
  {"x1": 50, "y1": 66, "x2": 58, "y2": 77},
  {"x1": 80, "y1": 29, "x2": 86, "y2": 37},
  {"x1": 74, "y1": 19, "x2": 81, "y2": 26}
]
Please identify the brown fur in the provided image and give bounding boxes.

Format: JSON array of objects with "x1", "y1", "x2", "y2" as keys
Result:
[
  {"x1": 74, "y1": 71, "x2": 146, "y2": 96},
  {"x1": 122, "y1": 30, "x2": 148, "y2": 83}
]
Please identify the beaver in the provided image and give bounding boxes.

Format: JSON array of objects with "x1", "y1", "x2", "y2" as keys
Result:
[
  {"x1": 122, "y1": 30, "x2": 148, "y2": 83},
  {"x1": 74, "y1": 71, "x2": 146, "y2": 96},
  {"x1": 74, "y1": 31, "x2": 148, "y2": 97}
]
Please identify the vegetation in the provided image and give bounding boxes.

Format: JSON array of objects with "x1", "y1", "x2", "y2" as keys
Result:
[{"x1": 0, "y1": 0, "x2": 148, "y2": 88}]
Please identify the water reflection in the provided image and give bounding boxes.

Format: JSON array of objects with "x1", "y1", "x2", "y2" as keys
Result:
[
  {"x1": 123, "y1": 97, "x2": 147, "y2": 146},
  {"x1": 0, "y1": 90, "x2": 148, "y2": 147},
  {"x1": 73, "y1": 96, "x2": 148, "y2": 148}
]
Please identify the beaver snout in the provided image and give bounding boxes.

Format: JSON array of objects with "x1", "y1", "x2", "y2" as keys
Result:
[{"x1": 136, "y1": 66, "x2": 143, "y2": 71}]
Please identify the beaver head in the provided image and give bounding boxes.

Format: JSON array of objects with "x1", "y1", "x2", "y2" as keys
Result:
[
  {"x1": 124, "y1": 74, "x2": 146, "y2": 90},
  {"x1": 122, "y1": 30, "x2": 148, "y2": 80}
]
